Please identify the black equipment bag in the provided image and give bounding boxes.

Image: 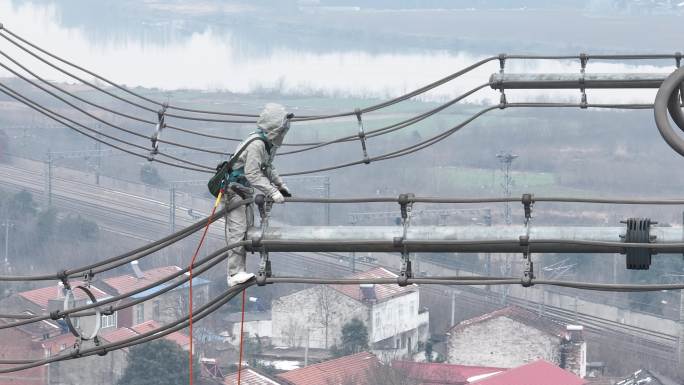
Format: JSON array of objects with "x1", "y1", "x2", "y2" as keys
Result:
[{"x1": 207, "y1": 136, "x2": 266, "y2": 197}]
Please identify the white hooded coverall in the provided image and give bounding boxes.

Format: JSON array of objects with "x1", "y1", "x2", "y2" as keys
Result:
[{"x1": 225, "y1": 103, "x2": 288, "y2": 279}]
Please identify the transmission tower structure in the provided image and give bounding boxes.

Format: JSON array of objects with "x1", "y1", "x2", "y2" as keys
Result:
[{"x1": 496, "y1": 151, "x2": 518, "y2": 225}]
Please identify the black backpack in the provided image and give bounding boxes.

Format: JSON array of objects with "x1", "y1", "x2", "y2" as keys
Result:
[{"x1": 207, "y1": 136, "x2": 267, "y2": 197}]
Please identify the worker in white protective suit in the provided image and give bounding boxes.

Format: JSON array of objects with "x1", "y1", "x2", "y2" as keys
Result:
[{"x1": 224, "y1": 103, "x2": 292, "y2": 287}]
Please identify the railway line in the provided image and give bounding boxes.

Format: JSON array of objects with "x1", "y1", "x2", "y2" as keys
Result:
[{"x1": 0, "y1": 159, "x2": 679, "y2": 366}]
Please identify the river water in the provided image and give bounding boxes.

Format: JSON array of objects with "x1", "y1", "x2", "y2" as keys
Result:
[{"x1": 0, "y1": 0, "x2": 677, "y2": 104}]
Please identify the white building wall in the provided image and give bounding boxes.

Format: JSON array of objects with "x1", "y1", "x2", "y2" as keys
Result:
[
  {"x1": 271, "y1": 286, "x2": 368, "y2": 349},
  {"x1": 370, "y1": 291, "x2": 420, "y2": 343},
  {"x1": 228, "y1": 320, "x2": 272, "y2": 345},
  {"x1": 447, "y1": 316, "x2": 560, "y2": 368}
]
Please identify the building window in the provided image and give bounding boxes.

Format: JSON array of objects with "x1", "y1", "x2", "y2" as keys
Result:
[
  {"x1": 101, "y1": 312, "x2": 117, "y2": 329},
  {"x1": 135, "y1": 304, "x2": 145, "y2": 324}
]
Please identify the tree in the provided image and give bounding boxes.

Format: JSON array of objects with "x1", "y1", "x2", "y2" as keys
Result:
[
  {"x1": 9, "y1": 190, "x2": 36, "y2": 218},
  {"x1": 118, "y1": 340, "x2": 198, "y2": 385},
  {"x1": 140, "y1": 164, "x2": 164, "y2": 186},
  {"x1": 315, "y1": 285, "x2": 336, "y2": 348},
  {"x1": 424, "y1": 339, "x2": 433, "y2": 362},
  {"x1": 340, "y1": 318, "x2": 369, "y2": 355}
]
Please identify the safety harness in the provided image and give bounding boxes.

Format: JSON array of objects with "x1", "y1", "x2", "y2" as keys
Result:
[{"x1": 207, "y1": 132, "x2": 271, "y2": 197}]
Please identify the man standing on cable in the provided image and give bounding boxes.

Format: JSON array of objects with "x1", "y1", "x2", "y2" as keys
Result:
[{"x1": 224, "y1": 103, "x2": 293, "y2": 287}]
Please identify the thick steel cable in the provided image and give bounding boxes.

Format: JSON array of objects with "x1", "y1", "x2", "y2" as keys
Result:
[
  {"x1": 654, "y1": 67, "x2": 684, "y2": 156},
  {"x1": 281, "y1": 102, "x2": 656, "y2": 176},
  {"x1": 3, "y1": 272, "x2": 684, "y2": 370},
  {"x1": 279, "y1": 83, "x2": 492, "y2": 155},
  {"x1": 0, "y1": 199, "x2": 249, "y2": 282},
  {"x1": 0, "y1": 82, "x2": 213, "y2": 173},
  {"x1": 0, "y1": 242, "x2": 244, "y2": 330},
  {"x1": 0, "y1": 281, "x2": 252, "y2": 370},
  {"x1": 0, "y1": 60, "x2": 225, "y2": 159},
  {"x1": 1, "y1": 26, "x2": 679, "y2": 123},
  {"x1": 285, "y1": 196, "x2": 684, "y2": 204}
]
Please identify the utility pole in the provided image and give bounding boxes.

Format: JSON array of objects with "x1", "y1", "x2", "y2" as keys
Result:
[
  {"x1": 2, "y1": 220, "x2": 13, "y2": 274},
  {"x1": 304, "y1": 328, "x2": 310, "y2": 367},
  {"x1": 44, "y1": 150, "x2": 53, "y2": 206},
  {"x1": 169, "y1": 187, "x2": 176, "y2": 233},
  {"x1": 450, "y1": 291, "x2": 456, "y2": 327},
  {"x1": 496, "y1": 151, "x2": 518, "y2": 225}
]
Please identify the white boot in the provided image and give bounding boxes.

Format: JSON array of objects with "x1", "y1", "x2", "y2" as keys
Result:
[{"x1": 228, "y1": 272, "x2": 255, "y2": 287}]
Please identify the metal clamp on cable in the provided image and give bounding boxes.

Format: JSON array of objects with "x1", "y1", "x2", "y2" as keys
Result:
[
  {"x1": 675, "y1": 52, "x2": 682, "y2": 69},
  {"x1": 254, "y1": 194, "x2": 272, "y2": 286},
  {"x1": 522, "y1": 193, "x2": 534, "y2": 225},
  {"x1": 396, "y1": 193, "x2": 415, "y2": 286},
  {"x1": 148, "y1": 102, "x2": 168, "y2": 161},
  {"x1": 519, "y1": 235, "x2": 534, "y2": 287},
  {"x1": 355, "y1": 108, "x2": 371, "y2": 164},
  {"x1": 620, "y1": 218, "x2": 656, "y2": 270},
  {"x1": 63, "y1": 285, "x2": 102, "y2": 344},
  {"x1": 579, "y1": 53, "x2": 588, "y2": 108},
  {"x1": 498, "y1": 53, "x2": 507, "y2": 109}
]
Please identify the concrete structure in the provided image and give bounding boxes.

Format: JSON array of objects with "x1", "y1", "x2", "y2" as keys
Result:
[
  {"x1": 446, "y1": 307, "x2": 586, "y2": 376},
  {"x1": 98, "y1": 264, "x2": 210, "y2": 327},
  {"x1": 223, "y1": 311, "x2": 272, "y2": 346},
  {"x1": 271, "y1": 267, "x2": 429, "y2": 359}
]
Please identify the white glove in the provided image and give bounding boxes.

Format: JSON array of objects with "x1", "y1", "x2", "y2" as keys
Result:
[{"x1": 270, "y1": 189, "x2": 285, "y2": 203}]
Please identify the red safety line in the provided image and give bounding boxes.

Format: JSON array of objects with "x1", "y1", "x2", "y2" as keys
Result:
[
  {"x1": 188, "y1": 190, "x2": 224, "y2": 385},
  {"x1": 237, "y1": 288, "x2": 247, "y2": 384}
]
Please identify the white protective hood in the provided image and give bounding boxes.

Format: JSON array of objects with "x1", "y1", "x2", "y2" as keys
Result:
[{"x1": 256, "y1": 103, "x2": 289, "y2": 147}]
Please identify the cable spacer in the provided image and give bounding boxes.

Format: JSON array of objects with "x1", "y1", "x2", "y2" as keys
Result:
[
  {"x1": 50, "y1": 310, "x2": 61, "y2": 321},
  {"x1": 148, "y1": 102, "x2": 168, "y2": 161},
  {"x1": 521, "y1": 193, "x2": 534, "y2": 224},
  {"x1": 63, "y1": 285, "x2": 102, "y2": 342},
  {"x1": 57, "y1": 270, "x2": 71, "y2": 290},
  {"x1": 519, "y1": 235, "x2": 534, "y2": 287},
  {"x1": 675, "y1": 52, "x2": 682, "y2": 68},
  {"x1": 498, "y1": 53, "x2": 507, "y2": 74},
  {"x1": 396, "y1": 194, "x2": 415, "y2": 286},
  {"x1": 82, "y1": 269, "x2": 95, "y2": 287},
  {"x1": 0, "y1": 23, "x2": 4, "y2": 30},
  {"x1": 256, "y1": 249, "x2": 271, "y2": 287},
  {"x1": 355, "y1": 108, "x2": 371, "y2": 164},
  {"x1": 101, "y1": 306, "x2": 114, "y2": 316},
  {"x1": 579, "y1": 53, "x2": 588, "y2": 73},
  {"x1": 620, "y1": 218, "x2": 656, "y2": 270}
]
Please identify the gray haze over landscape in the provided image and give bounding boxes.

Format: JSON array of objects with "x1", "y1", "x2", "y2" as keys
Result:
[{"x1": 1, "y1": 1, "x2": 684, "y2": 384}]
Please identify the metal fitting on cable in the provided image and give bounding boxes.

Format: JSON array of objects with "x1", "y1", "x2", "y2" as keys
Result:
[
  {"x1": 498, "y1": 53, "x2": 507, "y2": 74},
  {"x1": 0, "y1": 23, "x2": 4, "y2": 30},
  {"x1": 49, "y1": 310, "x2": 61, "y2": 321},
  {"x1": 498, "y1": 54, "x2": 508, "y2": 110},
  {"x1": 57, "y1": 270, "x2": 71, "y2": 290},
  {"x1": 396, "y1": 193, "x2": 415, "y2": 286},
  {"x1": 148, "y1": 102, "x2": 168, "y2": 161},
  {"x1": 254, "y1": 194, "x2": 272, "y2": 286},
  {"x1": 522, "y1": 193, "x2": 534, "y2": 224},
  {"x1": 519, "y1": 235, "x2": 534, "y2": 287},
  {"x1": 355, "y1": 108, "x2": 371, "y2": 164},
  {"x1": 675, "y1": 52, "x2": 682, "y2": 68},
  {"x1": 620, "y1": 218, "x2": 656, "y2": 270},
  {"x1": 64, "y1": 285, "x2": 102, "y2": 342}
]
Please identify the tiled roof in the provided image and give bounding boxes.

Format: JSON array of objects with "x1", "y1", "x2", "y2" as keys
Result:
[
  {"x1": 278, "y1": 352, "x2": 379, "y2": 385},
  {"x1": 449, "y1": 306, "x2": 565, "y2": 338},
  {"x1": 392, "y1": 361, "x2": 505, "y2": 385},
  {"x1": 100, "y1": 327, "x2": 139, "y2": 344},
  {"x1": 330, "y1": 267, "x2": 415, "y2": 302},
  {"x1": 18, "y1": 282, "x2": 110, "y2": 309},
  {"x1": 131, "y1": 320, "x2": 190, "y2": 347},
  {"x1": 224, "y1": 368, "x2": 283, "y2": 385},
  {"x1": 470, "y1": 360, "x2": 587, "y2": 385},
  {"x1": 103, "y1": 266, "x2": 182, "y2": 294}
]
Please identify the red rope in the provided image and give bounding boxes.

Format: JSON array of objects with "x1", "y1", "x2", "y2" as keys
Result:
[
  {"x1": 237, "y1": 288, "x2": 247, "y2": 384},
  {"x1": 188, "y1": 190, "x2": 224, "y2": 385}
]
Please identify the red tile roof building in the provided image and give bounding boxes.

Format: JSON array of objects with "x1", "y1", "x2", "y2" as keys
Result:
[
  {"x1": 224, "y1": 368, "x2": 283, "y2": 385},
  {"x1": 470, "y1": 360, "x2": 587, "y2": 385},
  {"x1": 330, "y1": 267, "x2": 416, "y2": 302},
  {"x1": 101, "y1": 266, "x2": 182, "y2": 294},
  {"x1": 392, "y1": 361, "x2": 505, "y2": 384},
  {"x1": 277, "y1": 352, "x2": 380, "y2": 385}
]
